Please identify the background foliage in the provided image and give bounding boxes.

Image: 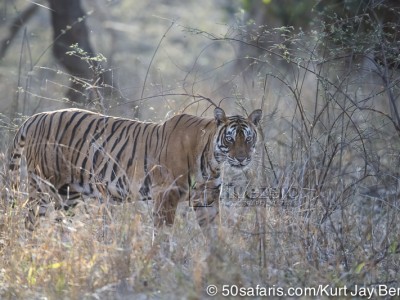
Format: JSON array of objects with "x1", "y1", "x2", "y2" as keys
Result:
[{"x1": 0, "y1": 0, "x2": 399, "y2": 298}]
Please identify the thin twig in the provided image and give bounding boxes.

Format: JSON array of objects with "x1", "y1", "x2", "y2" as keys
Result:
[{"x1": 140, "y1": 21, "x2": 175, "y2": 101}]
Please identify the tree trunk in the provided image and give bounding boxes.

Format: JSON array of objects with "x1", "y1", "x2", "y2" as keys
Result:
[{"x1": 48, "y1": 0, "x2": 111, "y2": 104}]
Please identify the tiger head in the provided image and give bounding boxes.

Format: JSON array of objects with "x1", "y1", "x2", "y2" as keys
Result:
[{"x1": 213, "y1": 107, "x2": 262, "y2": 168}]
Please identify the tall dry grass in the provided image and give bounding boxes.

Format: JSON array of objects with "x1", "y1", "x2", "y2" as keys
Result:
[{"x1": 0, "y1": 1, "x2": 400, "y2": 299}]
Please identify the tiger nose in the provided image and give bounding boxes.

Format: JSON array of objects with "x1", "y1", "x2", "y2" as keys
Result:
[{"x1": 236, "y1": 155, "x2": 247, "y2": 163}]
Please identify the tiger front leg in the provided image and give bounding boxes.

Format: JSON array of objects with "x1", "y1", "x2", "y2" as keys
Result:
[
  {"x1": 191, "y1": 181, "x2": 221, "y2": 229},
  {"x1": 153, "y1": 186, "x2": 181, "y2": 227}
]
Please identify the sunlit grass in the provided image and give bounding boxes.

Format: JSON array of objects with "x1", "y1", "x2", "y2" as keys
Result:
[
  {"x1": 1, "y1": 161, "x2": 399, "y2": 299},
  {"x1": 0, "y1": 1, "x2": 399, "y2": 298}
]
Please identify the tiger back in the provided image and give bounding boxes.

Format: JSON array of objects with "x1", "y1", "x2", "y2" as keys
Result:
[{"x1": 9, "y1": 107, "x2": 262, "y2": 230}]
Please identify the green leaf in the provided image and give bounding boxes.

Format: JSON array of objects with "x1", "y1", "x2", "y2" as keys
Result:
[
  {"x1": 354, "y1": 262, "x2": 365, "y2": 274},
  {"x1": 46, "y1": 262, "x2": 65, "y2": 269},
  {"x1": 389, "y1": 241, "x2": 398, "y2": 254},
  {"x1": 27, "y1": 266, "x2": 36, "y2": 285}
]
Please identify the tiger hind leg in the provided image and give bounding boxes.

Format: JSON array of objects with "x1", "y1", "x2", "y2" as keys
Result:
[
  {"x1": 24, "y1": 175, "x2": 81, "y2": 230},
  {"x1": 56, "y1": 184, "x2": 83, "y2": 211},
  {"x1": 24, "y1": 173, "x2": 55, "y2": 230}
]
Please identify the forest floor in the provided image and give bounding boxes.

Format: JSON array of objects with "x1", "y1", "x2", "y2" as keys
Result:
[{"x1": 0, "y1": 0, "x2": 399, "y2": 299}]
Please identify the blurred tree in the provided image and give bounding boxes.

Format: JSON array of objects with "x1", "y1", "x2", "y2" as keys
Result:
[
  {"x1": 239, "y1": 0, "x2": 399, "y2": 69},
  {"x1": 316, "y1": 0, "x2": 400, "y2": 124},
  {"x1": 49, "y1": 0, "x2": 115, "y2": 104},
  {"x1": 0, "y1": 0, "x2": 117, "y2": 105},
  {"x1": 242, "y1": 0, "x2": 315, "y2": 30},
  {"x1": 237, "y1": 0, "x2": 400, "y2": 76},
  {"x1": 236, "y1": 0, "x2": 400, "y2": 123},
  {"x1": 236, "y1": 0, "x2": 316, "y2": 78},
  {"x1": 0, "y1": 3, "x2": 39, "y2": 59},
  {"x1": 316, "y1": 0, "x2": 400, "y2": 69},
  {"x1": 235, "y1": 0, "x2": 316, "y2": 90}
]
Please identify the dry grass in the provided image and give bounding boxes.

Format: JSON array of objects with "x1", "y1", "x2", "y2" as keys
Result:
[
  {"x1": 0, "y1": 151, "x2": 399, "y2": 299},
  {"x1": 1, "y1": 0, "x2": 400, "y2": 299}
]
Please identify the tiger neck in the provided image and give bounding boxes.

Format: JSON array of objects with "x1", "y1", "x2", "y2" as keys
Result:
[{"x1": 198, "y1": 128, "x2": 221, "y2": 181}]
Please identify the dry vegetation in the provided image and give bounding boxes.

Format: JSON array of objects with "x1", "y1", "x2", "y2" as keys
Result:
[{"x1": 1, "y1": 0, "x2": 400, "y2": 299}]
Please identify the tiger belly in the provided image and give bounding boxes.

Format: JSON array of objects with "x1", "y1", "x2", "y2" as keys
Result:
[{"x1": 57, "y1": 174, "x2": 137, "y2": 203}]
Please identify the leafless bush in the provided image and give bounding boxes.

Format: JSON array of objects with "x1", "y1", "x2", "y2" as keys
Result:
[{"x1": 0, "y1": 1, "x2": 399, "y2": 298}]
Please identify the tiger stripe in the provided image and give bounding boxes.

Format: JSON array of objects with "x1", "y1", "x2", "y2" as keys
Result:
[{"x1": 9, "y1": 107, "x2": 262, "y2": 230}]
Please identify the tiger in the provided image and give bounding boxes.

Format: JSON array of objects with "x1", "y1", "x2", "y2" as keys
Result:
[{"x1": 8, "y1": 107, "x2": 262, "y2": 230}]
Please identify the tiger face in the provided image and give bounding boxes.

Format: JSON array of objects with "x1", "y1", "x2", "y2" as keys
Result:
[{"x1": 213, "y1": 107, "x2": 262, "y2": 168}]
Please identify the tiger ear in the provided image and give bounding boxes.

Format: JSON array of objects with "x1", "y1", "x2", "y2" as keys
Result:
[
  {"x1": 248, "y1": 109, "x2": 262, "y2": 126},
  {"x1": 214, "y1": 107, "x2": 227, "y2": 125}
]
